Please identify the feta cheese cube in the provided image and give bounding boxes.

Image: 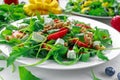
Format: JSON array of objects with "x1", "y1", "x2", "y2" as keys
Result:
[
  {"x1": 55, "y1": 38, "x2": 64, "y2": 45},
  {"x1": 44, "y1": 18, "x2": 54, "y2": 26},
  {"x1": 93, "y1": 41, "x2": 101, "y2": 47},
  {"x1": 32, "y1": 32, "x2": 46, "y2": 42},
  {"x1": 67, "y1": 50, "x2": 76, "y2": 59}
]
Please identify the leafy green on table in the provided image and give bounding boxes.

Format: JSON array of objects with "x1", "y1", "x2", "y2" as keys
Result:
[
  {"x1": 19, "y1": 66, "x2": 41, "y2": 80},
  {"x1": 0, "y1": 67, "x2": 4, "y2": 72},
  {"x1": 0, "y1": 76, "x2": 4, "y2": 80},
  {"x1": 91, "y1": 70, "x2": 101, "y2": 80},
  {"x1": 0, "y1": 55, "x2": 6, "y2": 60}
]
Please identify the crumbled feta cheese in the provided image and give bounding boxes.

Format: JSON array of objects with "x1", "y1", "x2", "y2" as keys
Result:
[
  {"x1": 32, "y1": 32, "x2": 46, "y2": 42},
  {"x1": 67, "y1": 50, "x2": 76, "y2": 59},
  {"x1": 75, "y1": 33, "x2": 84, "y2": 36},
  {"x1": 93, "y1": 41, "x2": 101, "y2": 47},
  {"x1": 17, "y1": 23, "x2": 28, "y2": 29},
  {"x1": 44, "y1": 18, "x2": 54, "y2": 26},
  {"x1": 55, "y1": 38, "x2": 64, "y2": 45},
  {"x1": 47, "y1": 29, "x2": 59, "y2": 33}
]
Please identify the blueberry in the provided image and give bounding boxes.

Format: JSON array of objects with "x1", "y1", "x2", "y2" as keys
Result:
[
  {"x1": 105, "y1": 67, "x2": 115, "y2": 76},
  {"x1": 117, "y1": 72, "x2": 120, "y2": 80}
]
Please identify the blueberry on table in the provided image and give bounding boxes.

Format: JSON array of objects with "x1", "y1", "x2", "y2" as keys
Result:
[
  {"x1": 105, "y1": 67, "x2": 115, "y2": 76},
  {"x1": 117, "y1": 72, "x2": 120, "y2": 80}
]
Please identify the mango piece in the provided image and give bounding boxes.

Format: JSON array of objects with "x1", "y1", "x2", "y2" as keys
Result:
[
  {"x1": 28, "y1": 4, "x2": 38, "y2": 10},
  {"x1": 50, "y1": 7, "x2": 62, "y2": 14},
  {"x1": 44, "y1": 0, "x2": 52, "y2": 3},
  {"x1": 49, "y1": 0, "x2": 58, "y2": 7},
  {"x1": 29, "y1": 0, "x2": 36, "y2": 4},
  {"x1": 35, "y1": 0, "x2": 43, "y2": 2}
]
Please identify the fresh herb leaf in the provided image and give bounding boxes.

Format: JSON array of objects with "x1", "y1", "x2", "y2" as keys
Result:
[
  {"x1": 97, "y1": 50, "x2": 109, "y2": 61},
  {"x1": 19, "y1": 66, "x2": 41, "y2": 80},
  {"x1": 0, "y1": 67, "x2": 4, "y2": 72},
  {"x1": 91, "y1": 70, "x2": 101, "y2": 80},
  {"x1": 7, "y1": 46, "x2": 33, "y2": 67},
  {"x1": 81, "y1": 52, "x2": 90, "y2": 62},
  {"x1": 0, "y1": 75, "x2": 4, "y2": 80},
  {"x1": 0, "y1": 55, "x2": 6, "y2": 60}
]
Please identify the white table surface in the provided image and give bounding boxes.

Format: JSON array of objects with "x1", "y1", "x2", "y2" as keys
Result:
[{"x1": 0, "y1": 0, "x2": 120, "y2": 80}]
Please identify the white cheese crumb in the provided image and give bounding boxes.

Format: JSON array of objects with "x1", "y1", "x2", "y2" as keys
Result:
[
  {"x1": 44, "y1": 18, "x2": 54, "y2": 26},
  {"x1": 93, "y1": 41, "x2": 101, "y2": 47},
  {"x1": 67, "y1": 50, "x2": 76, "y2": 59},
  {"x1": 55, "y1": 38, "x2": 64, "y2": 45},
  {"x1": 32, "y1": 32, "x2": 46, "y2": 42}
]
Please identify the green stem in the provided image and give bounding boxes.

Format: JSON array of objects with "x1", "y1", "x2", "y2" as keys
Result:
[
  {"x1": 35, "y1": 39, "x2": 47, "y2": 58},
  {"x1": 54, "y1": 53, "x2": 82, "y2": 65},
  {"x1": 105, "y1": 47, "x2": 120, "y2": 50},
  {"x1": 24, "y1": 50, "x2": 52, "y2": 67},
  {"x1": 0, "y1": 76, "x2": 4, "y2": 80}
]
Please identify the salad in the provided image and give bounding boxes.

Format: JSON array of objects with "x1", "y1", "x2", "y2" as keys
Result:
[
  {"x1": 0, "y1": 13, "x2": 112, "y2": 66},
  {"x1": 66, "y1": 0, "x2": 120, "y2": 17}
]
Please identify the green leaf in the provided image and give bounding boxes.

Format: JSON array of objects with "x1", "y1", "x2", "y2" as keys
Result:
[
  {"x1": 0, "y1": 67, "x2": 4, "y2": 72},
  {"x1": 71, "y1": 26, "x2": 81, "y2": 34},
  {"x1": 33, "y1": 20, "x2": 44, "y2": 31},
  {"x1": 73, "y1": 45, "x2": 79, "y2": 53},
  {"x1": 94, "y1": 27, "x2": 112, "y2": 47},
  {"x1": 6, "y1": 25, "x2": 18, "y2": 30},
  {"x1": 81, "y1": 53, "x2": 90, "y2": 62},
  {"x1": 1, "y1": 29, "x2": 12, "y2": 37},
  {"x1": 0, "y1": 75, "x2": 4, "y2": 80},
  {"x1": 49, "y1": 13, "x2": 58, "y2": 19},
  {"x1": 91, "y1": 70, "x2": 101, "y2": 80},
  {"x1": 19, "y1": 66, "x2": 41, "y2": 80},
  {"x1": 36, "y1": 12, "x2": 44, "y2": 23},
  {"x1": 97, "y1": 50, "x2": 109, "y2": 61},
  {"x1": 7, "y1": 46, "x2": 31, "y2": 67},
  {"x1": 0, "y1": 55, "x2": 6, "y2": 60}
]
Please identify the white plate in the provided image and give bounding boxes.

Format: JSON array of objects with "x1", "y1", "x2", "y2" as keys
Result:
[
  {"x1": 71, "y1": 12, "x2": 112, "y2": 19},
  {"x1": 0, "y1": 15, "x2": 120, "y2": 70}
]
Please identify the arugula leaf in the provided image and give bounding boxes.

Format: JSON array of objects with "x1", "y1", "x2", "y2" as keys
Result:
[
  {"x1": 97, "y1": 50, "x2": 109, "y2": 61},
  {"x1": 6, "y1": 25, "x2": 18, "y2": 30},
  {"x1": 91, "y1": 70, "x2": 101, "y2": 80},
  {"x1": 0, "y1": 67, "x2": 4, "y2": 72},
  {"x1": 33, "y1": 20, "x2": 44, "y2": 31},
  {"x1": 49, "y1": 13, "x2": 58, "y2": 19},
  {"x1": 81, "y1": 52, "x2": 90, "y2": 62},
  {"x1": 36, "y1": 12, "x2": 44, "y2": 23},
  {"x1": 7, "y1": 45, "x2": 33, "y2": 67},
  {"x1": 94, "y1": 27, "x2": 112, "y2": 47},
  {"x1": 71, "y1": 26, "x2": 81, "y2": 34},
  {"x1": 0, "y1": 55, "x2": 6, "y2": 60},
  {"x1": 73, "y1": 45, "x2": 79, "y2": 53},
  {"x1": 19, "y1": 66, "x2": 41, "y2": 80},
  {"x1": 0, "y1": 75, "x2": 4, "y2": 80},
  {"x1": 1, "y1": 29, "x2": 12, "y2": 37}
]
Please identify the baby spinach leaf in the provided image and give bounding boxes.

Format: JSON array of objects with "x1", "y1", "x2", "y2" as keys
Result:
[{"x1": 19, "y1": 66, "x2": 41, "y2": 80}]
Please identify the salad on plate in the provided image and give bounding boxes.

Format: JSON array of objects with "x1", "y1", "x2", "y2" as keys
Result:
[
  {"x1": 0, "y1": 13, "x2": 112, "y2": 67},
  {"x1": 66, "y1": 0, "x2": 120, "y2": 18}
]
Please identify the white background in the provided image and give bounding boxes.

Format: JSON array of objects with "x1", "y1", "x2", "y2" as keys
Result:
[{"x1": 0, "y1": 0, "x2": 120, "y2": 80}]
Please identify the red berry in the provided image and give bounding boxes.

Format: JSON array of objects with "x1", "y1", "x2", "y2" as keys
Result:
[{"x1": 110, "y1": 15, "x2": 120, "y2": 32}]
